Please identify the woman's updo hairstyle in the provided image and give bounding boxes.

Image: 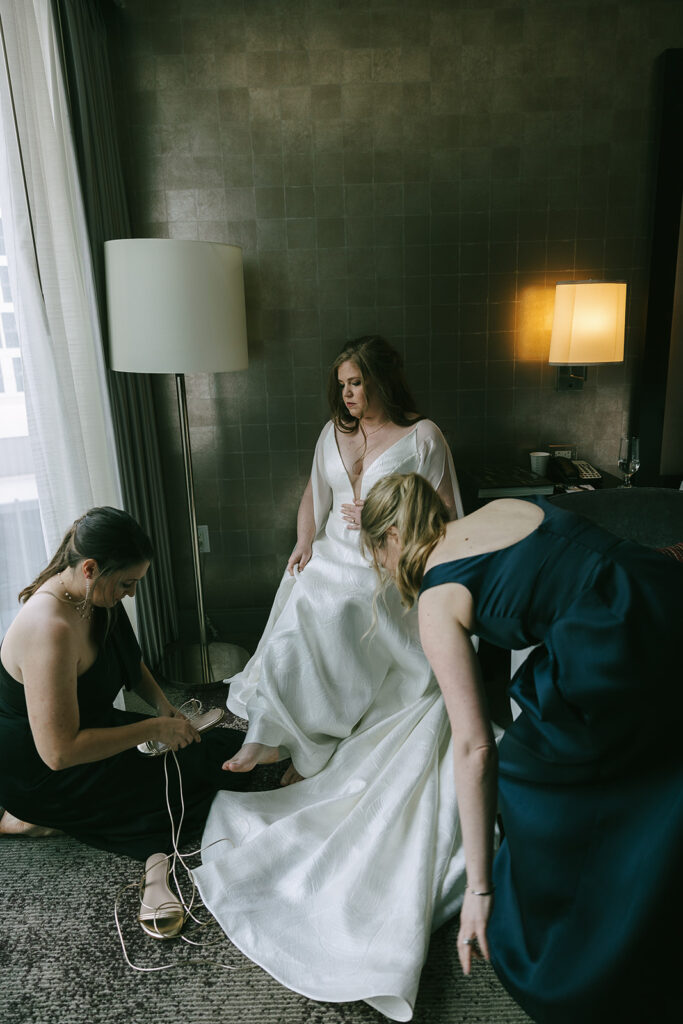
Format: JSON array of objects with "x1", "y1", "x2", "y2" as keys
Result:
[
  {"x1": 360, "y1": 473, "x2": 448, "y2": 607},
  {"x1": 327, "y1": 335, "x2": 421, "y2": 433},
  {"x1": 19, "y1": 507, "x2": 154, "y2": 604}
]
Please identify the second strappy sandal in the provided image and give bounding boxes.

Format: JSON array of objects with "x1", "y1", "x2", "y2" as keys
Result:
[{"x1": 138, "y1": 852, "x2": 186, "y2": 940}]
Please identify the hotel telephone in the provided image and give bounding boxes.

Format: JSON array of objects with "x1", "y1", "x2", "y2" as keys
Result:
[{"x1": 547, "y1": 457, "x2": 602, "y2": 484}]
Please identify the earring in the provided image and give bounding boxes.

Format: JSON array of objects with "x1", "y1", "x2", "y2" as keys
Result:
[{"x1": 76, "y1": 575, "x2": 93, "y2": 621}]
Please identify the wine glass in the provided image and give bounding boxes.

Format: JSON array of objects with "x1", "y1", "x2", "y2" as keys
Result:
[{"x1": 618, "y1": 436, "x2": 640, "y2": 487}]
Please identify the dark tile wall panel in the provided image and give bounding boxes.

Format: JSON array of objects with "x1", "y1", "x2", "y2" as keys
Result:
[{"x1": 106, "y1": 0, "x2": 683, "y2": 648}]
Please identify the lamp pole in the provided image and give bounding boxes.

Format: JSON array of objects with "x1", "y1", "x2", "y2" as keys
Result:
[{"x1": 175, "y1": 371, "x2": 211, "y2": 686}]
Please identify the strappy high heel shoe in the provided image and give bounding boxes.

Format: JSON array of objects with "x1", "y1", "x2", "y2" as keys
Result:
[
  {"x1": 138, "y1": 852, "x2": 186, "y2": 940},
  {"x1": 137, "y1": 700, "x2": 225, "y2": 757}
]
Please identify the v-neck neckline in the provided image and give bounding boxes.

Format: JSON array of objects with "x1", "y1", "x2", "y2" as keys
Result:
[{"x1": 332, "y1": 423, "x2": 419, "y2": 497}]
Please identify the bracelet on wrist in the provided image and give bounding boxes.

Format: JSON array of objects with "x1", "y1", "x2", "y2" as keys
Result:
[{"x1": 468, "y1": 886, "x2": 495, "y2": 897}]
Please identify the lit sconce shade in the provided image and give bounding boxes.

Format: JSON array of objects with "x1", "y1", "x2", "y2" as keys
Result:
[
  {"x1": 548, "y1": 280, "x2": 626, "y2": 391},
  {"x1": 549, "y1": 281, "x2": 626, "y2": 366},
  {"x1": 105, "y1": 238, "x2": 248, "y2": 374}
]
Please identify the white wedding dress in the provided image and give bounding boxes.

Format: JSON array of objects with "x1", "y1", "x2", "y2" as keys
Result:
[{"x1": 194, "y1": 420, "x2": 467, "y2": 1022}]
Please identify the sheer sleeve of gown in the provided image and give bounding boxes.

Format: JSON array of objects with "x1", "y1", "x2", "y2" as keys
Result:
[
  {"x1": 414, "y1": 419, "x2": 464, "y2": 519},
  {"x1": 310, "y1": 419, "x2": 334, "y2": 535}
]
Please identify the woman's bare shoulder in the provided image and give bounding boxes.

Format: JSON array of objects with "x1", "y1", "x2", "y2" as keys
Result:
[
  {"x1": 3, "y1": 592, "x2": 75, "y2": 667},
  {"x1": 485, "y1": 497, "x2": 546, "y2": 524},
  {"x1": 423, "y1": 521, "x2": 462, "y2": 573},
  {"x1": 424, "y1": 499, "x2": 544, "y2": 571}
]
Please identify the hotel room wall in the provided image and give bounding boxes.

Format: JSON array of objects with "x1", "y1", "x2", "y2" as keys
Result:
[{"x1": 106, "y1": 0, "x2": 683, "y2": 649}]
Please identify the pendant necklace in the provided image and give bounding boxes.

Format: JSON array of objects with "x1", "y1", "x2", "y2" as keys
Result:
[
  {"x1": 352, "y1": 419, "x2": 390, "y2": 474},
  {"x1": 360, "y1": 418, "x2": 390, "y2": 438},
  {"x1": 59, "y1": 572, "x2": 93, "y2": 621}
]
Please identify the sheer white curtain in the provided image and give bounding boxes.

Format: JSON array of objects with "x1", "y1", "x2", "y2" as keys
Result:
[{"x1": 0, "y1": 0, "x2": 121, "y2": 555}]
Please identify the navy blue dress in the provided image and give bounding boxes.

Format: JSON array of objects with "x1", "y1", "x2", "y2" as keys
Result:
[
  {"x1": 0, "y1": 607, "x2": 249, "y2": 860},
  {"x1": 419, "y1": 497, "x2": 682, "y2": 1024}
]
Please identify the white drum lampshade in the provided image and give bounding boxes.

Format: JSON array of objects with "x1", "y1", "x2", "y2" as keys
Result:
[{"x1": 104, "y1": 238, "x2": 248, "y2": 374}]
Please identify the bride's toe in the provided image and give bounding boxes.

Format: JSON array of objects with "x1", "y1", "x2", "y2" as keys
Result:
[
  {"x1": 222, "y1": 742, "x2": 281, "y2": 772},
  {"x1": 222, "y1": 751, "x2": 254, "y2": 772}
]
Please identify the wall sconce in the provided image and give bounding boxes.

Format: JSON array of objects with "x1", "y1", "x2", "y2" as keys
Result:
[
  {"x1": 105, "y1": 238, "x2": 248, "y2": 687},
  {"x1": 548, "y1": 281, "x2": 626, "y2": 391}
]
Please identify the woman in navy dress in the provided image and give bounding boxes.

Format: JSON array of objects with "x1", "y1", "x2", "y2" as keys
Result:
[
  {"x1": 0, "y1": 507, "x2": 248, "y2": 859},
  {"x1": 360, "y1": 473, "x2": 682, "y2": 1024}
]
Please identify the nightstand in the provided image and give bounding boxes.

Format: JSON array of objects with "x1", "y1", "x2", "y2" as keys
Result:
[
  {"x1": 460, "y1": 466, "x2": 554, "y2": 514},
  {"x1": 553, "y1": 469, "x2": 622, "y2": 492}
]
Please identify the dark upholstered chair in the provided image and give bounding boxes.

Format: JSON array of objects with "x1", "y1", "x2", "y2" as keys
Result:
[{"x1": 548, "y1": 486, "x2": 683, "y2": 548}]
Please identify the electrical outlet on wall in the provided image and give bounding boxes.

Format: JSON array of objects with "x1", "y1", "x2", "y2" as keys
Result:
[{"x1": 198, "y1": 524, "x2": 210, "y2": 553}]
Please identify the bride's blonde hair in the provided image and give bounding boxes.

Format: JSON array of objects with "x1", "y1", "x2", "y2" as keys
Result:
[{"x1": 360, "y1": 473, "x2": 448, "y2": 607}]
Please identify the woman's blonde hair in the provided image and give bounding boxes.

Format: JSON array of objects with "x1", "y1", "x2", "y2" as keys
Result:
[{"x1": 360, "y1": 473, "x2": 448, "y2": 607}]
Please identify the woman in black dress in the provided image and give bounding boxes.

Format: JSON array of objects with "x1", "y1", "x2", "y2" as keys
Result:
[
  {"x1": 0, "y1": 507, "x2": 248, "y2": 861},
  {"x1": 360, "y1": 473, "x2": 682, "y2": 1024}
]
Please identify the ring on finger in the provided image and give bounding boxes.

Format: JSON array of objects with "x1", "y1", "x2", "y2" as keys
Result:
[{"x1": 461, "y1": 937, "x2": 476, "y2": 946}]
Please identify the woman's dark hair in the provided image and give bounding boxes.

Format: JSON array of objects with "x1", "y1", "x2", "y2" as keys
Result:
[
  {"x1": 19, "y1": 507, "x2": 154, "y2": 604},
  {"x1": 327, "y1": 335, "x2": 422, "y2": 434}
]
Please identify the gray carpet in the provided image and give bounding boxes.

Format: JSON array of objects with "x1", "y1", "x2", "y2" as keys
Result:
[
  {"x1": 0, "y1": 833, "x2": 531, "y2": 1024},
  {"x1": 0, "y1": 687, "x2": 532, "y2": 1024},
  {"x1": 0, "y1": 829, "x2": 533, "y2": 1024}
]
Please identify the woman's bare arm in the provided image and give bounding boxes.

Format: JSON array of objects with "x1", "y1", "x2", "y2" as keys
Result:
[
  {"x1": 20, "y1": 620, "x2": 199, "y2": 770},
  {"x1": 132, "y1": 660, "x2": 178, "y2": 716},
  {"x1": 287, "y1": 476, "x2": 316, "y2": 575},
  {"x1": 418, "y1": 583, "x2": 498, "y2": 973},
  {"x1": 416, "y1": 420, "x2": 460, "y2": 520},
  {"x1": 436, "y1": 473, "x2": 458, "y2": 521}
]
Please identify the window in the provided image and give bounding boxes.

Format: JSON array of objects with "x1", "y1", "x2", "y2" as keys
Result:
[{"x1": 0, "y1": 206, "x2": 46, "y2": 630}]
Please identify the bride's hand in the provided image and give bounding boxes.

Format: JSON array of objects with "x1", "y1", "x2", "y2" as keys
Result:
[
  {"x1": 457, "y1": 890, "x2": 493, "y2": 975},
  {"x1": 287, "y1": 541, "x2": 312, "y2": 576},
  {"x1": 341, "y1": 499, "x2": 364, "y2": 530}
]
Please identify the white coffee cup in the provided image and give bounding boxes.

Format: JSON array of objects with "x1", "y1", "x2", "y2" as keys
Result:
[{"x1": 529, "y1": 451, "x2": 550, "y2": 475}]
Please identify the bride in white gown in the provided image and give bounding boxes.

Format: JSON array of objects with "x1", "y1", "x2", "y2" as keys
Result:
[{"x1": 193, "y1": 337, "x2": 468, "y2": 1021}]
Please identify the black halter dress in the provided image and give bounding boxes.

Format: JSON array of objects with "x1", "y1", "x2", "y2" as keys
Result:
[{"x1": 0, "y1": 606, "x2": 248, "y2": 860}]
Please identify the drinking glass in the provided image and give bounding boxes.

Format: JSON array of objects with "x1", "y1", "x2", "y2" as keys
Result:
[{"x1": 618, "y1": 436, "x2": 640, "y2": 487}]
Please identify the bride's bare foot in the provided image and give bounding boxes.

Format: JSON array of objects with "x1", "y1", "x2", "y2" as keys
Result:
[
  {"x1": 0, "y1": 810, "x2": 62, "y2": 837},
  {"x1": 280, "y1": 763, "x2": 304, "y2": 787},
  {"x1": 222, "y1": 742, "x2": 280, "y2": 773}
]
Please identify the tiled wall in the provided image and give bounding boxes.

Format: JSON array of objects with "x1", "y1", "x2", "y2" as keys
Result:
[{"x1": 106, "y1": 0, "x2": 683, "y2": 649}]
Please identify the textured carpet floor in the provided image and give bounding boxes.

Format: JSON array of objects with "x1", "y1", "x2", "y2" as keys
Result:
[{"x1": 0, "y1": 687, "x2": 532, "y2": 1024}]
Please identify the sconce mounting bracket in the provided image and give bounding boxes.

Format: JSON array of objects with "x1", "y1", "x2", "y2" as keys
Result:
[{"x1": 556, "y1": 366, "x2": 587, "y2": 391}]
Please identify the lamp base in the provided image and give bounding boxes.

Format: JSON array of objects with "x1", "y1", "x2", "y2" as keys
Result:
[{"x1": 159, "y1": 641, "x2": 250, "y2": 693}]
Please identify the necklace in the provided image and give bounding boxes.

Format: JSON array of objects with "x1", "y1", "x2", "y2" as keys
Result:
[
  {"x1": 359, "y1": 419, "x2": 390, "y2": 438},
  {"x1": 348, "y1": 420, "x2": 391, "y2": 475},
  {"x1": 59, "y1": 572, "x2": 93, "y2": 621}
]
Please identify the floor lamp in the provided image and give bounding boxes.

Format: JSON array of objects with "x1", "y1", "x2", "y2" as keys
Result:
[{"x1": 105, "y1": 238, "x2": 248, "y2": 687}]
